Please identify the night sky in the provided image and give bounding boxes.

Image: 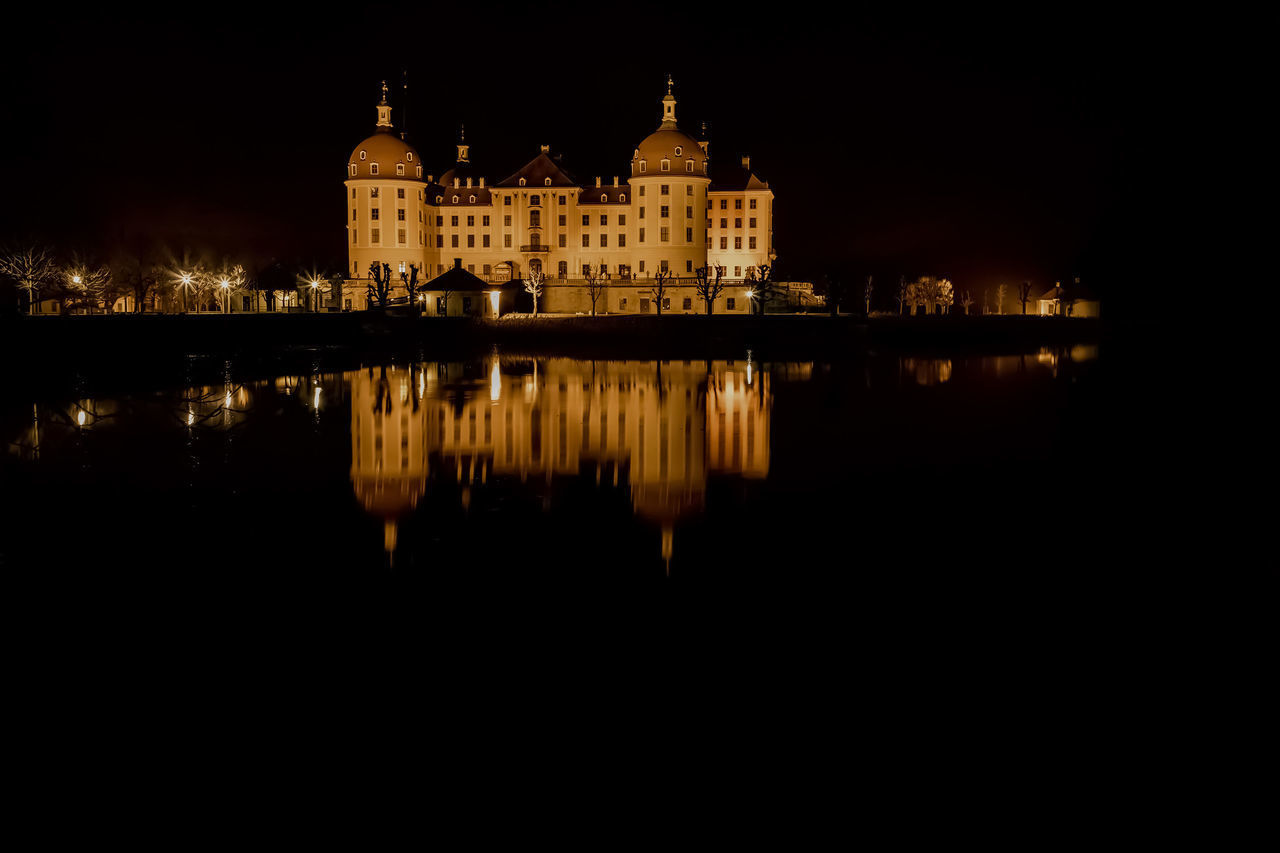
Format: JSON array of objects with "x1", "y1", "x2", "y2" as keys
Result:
[{"x1": 2, "y1": 5, "x2": 1142, "y2": 302}]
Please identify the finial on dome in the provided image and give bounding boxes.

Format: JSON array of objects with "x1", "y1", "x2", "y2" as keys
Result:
[
  {"x1": 456, "y1": 124, "x2": 470, "y2": 164},
  {"x1": 660, "y1": 76, "x2": 678, "y2": 130},
  {"x1": 375, "y1": 81, "x2": 393, "y2": 130}
]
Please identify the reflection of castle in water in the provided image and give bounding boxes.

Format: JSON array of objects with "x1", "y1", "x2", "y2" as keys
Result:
[{"x1": 348, "y1": 359, "x2": 771, "y2": 557}]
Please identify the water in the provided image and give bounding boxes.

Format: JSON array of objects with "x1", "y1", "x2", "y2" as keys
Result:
[{"x1": 2, "y1": 346, "x2": 1104, "y2": 582}]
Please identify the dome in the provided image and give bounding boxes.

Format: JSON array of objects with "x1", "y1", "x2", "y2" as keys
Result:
[
  {"x1": 631, "y1": 128, "x2": 707, "y2": 178},
  {"x1": 348, "y1": 132, "x2": 424, "y2": 181}
]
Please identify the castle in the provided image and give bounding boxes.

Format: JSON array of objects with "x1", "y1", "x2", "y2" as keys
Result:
[{"x1": 341, "y1": 79, "x2": 775, "y2": 315}]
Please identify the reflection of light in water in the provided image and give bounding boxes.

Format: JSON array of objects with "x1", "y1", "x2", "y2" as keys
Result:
[
  {"x1": 187, "y1": 409, "x2": 194, "y2": 426},
  {"x1": 490, "y1": 360, "x2": 501, "y2": 402},
  {"x1": 77, "y1": 410, "x2": 86, "y2": 426},
  {"x1": 313, "y1": 386, "x2": 321, "y2": 409},
  {"x1": 902, "y1": 358, "x2": 952, "y2": 386},
  {"x1": 1070, "y1": 344, "x2": 1099, "y2": 362}
]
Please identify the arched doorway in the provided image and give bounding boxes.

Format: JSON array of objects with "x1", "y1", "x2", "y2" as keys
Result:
[{"x1": 529, "y1": 258, "x2": 542, "y2": 276}]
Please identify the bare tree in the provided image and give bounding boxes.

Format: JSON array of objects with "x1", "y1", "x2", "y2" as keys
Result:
[
  {"x1": 895, "y1": 275, "x2": 908, "y2": 315},
  {"x1": 63, "y1": 256, "x2": 115, "y2": 313},
  {"x1": 863, "y1": 275, "x2": 874, "y2": 315},
  {"x1": 1018, "y1": 280, "x2": 1032, "y2": 315},
  {"x1": 0, "y1": 245, "x2": 58, "y2": 315},
  {"x1": 524, "y1": 267, "x2": 546, "y2": 316},
  {"x1": 400, "y1": 263, "x2": 421, "y2": 315},
  {"x1": 746, "y1": 264, "x2": 776, "y2": 316},
  {"x1": 111, "y1": 245, "x2": 166, "y2": 313},
  {"x1": 437, "y1": 273, "x2": 457, "y2": 316},
  {"x1": 695, "y1": 264, "x2": 726, "y2": 316},
  {"x1": 981, "y1": 288, "x2": 990, "y2": 315},
  {"x1": 649, "y1": 267, "x2": 672, "y2": 315},
  {"x1": 961, "y1": 290, "x2": 974, "y2": 315},
  {"x1": 584, "y1": 262, "x2": 606, "y2": 316},
  {"x1": 367, "y1": 262, "x2": 393, "y2": 310},
  {"x1": 995, "y1": 283, "x2": 1007, "y2": 315}
]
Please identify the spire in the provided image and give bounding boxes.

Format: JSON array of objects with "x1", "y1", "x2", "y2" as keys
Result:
[
  {"x1": 660, "y1": 75, "x2": 678, "y2": 130},
  {"x1": 375, "y1": 80, "x2": 393, "y2": 131},
  {"x1": 456, "y1": 124, "x2": 469, "y2": 163}
]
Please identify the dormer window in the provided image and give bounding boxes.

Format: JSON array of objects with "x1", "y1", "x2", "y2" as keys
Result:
[
  {"x1": 686, "y1": 160, "x2": 694, "y2": 173},
  {"x1": 640, "y1": 160, "x2": 647, "y2": 173},
  {"x1": 349, "y1": 164, "x2": 357, "y2": 177},
  {"x1": 544, "y1": 178, "x2": 551, "y2": 186},
  {"x1": 660, "y1": 159, "x2": 670, "y2": 172},
  {"x1": 703, "y1": 162, "x2": 708, "y2": 175},
  {"x1": 519, "y1": 178, "x2": 526, "y2": 186},
  {"x1": 620, "y1": 193, "x2": 626, "y2": 202},
  {"x1": 469, "y1": 195, "x2": 476, "y2": 203},
  {"x1": 396, "y1": 164, "x2": 404, "y2": 175},
  {"x1": 601, "y1": 194, "x2": 608, "y2": 203},
  {"x1": 370, "y1": 163, "x2": 379, "y2": 175},
  {"x1": 359, "y1": 150, "x2": 367, "y2": 160},
  {"x1": 416, "y1": 166, "x2": 422, "y2": 177},
  {"x1": 452, "y1": 195, "x2": 459, "y2": 203},
  {"x1": 436, "y1": 195, "x2": 443, "y2": 203}
]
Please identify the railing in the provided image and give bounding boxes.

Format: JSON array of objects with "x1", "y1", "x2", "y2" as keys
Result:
[{"x1": 519, "y1": 244, "x2": 551, "y2": 253}]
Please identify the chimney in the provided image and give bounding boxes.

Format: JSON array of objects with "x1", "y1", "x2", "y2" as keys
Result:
[
  {"x1": 540, "y1": 144, "x2": 550, "y2": 154},
  {"x1": 595, "y1": 177, "x2": 601, "y2": 188},
  {"x1": 428, "y1": 174, "x2": 434, "y2": 183},
  {"x1": 453, "y1": 178, "x2": 459, "y2": 188},
  {"x1": 741, "y1": 155, "x2": 751, "y2": 169},
  {"x1": 479, "y1": 177, "x2": 485, "y2": 187},
  {"x1": 612, "y1": 176, "x2": 618, "y2": 187},
  {"x1": 466, "y1": 177, "x2": 472, "y2": 188},
  {"x1": 454, "y1": 258, "x2": 462, "y2": 270}
]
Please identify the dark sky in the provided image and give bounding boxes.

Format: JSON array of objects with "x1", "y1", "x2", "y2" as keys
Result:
[{"x1": 2, "y1": 4, "x2": 1144, "y2": 299}]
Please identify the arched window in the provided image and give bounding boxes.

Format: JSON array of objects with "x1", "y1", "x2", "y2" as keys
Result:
[
  {"x1": 544, "y1": 178, "x2": 551, "y2": 186},
  {"x1": 660, "y1": 159, "x2": 670, "y2": 172},
  {"x1": 519, "y1": 178, "x2": 526, "y2": 186},
  {"x1": 620, "y1": 193, "x2": 626, "y2": 202},
  {"x1": 640, "y1": 161, "x2": 647, "y2": 173},
  {"x1": 359, "y1": 150, "x2": 367, "y2": 160},
  {"x1": 436, "y1": 195, "x2": 443, "y2": 203},
  {"x1": 452, "y1": 195, "x2": 459, "y2": 203},
  {"x1": 469, "y1": 195, "x2": 476, "y2": 203},
  {"x1": 601, "y1": 194, "x2": 608, "y2": 203},
  {"x1": 396, "y1": 164, "x2": 404, "y2": 175},
  {"x1": 406, "y1": 152, "x2": 413, "y2": 162},
  {"x1": 370, "y1": 163, "x2": 379, "y2": 175}
]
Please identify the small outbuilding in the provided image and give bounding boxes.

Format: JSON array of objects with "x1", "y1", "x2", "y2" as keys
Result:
[{"x1": 420, "y1": 260, "x2": 519, "y2": 317}]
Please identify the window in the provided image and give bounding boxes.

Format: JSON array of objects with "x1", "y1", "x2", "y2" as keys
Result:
[
  {"x1": 558, "y1": 214, "x2": 566, "y2": 226},
  {"x1": 686, "y1": 228, "x2": 692, "y2": 242},
  {"x1": 483, "y1": 215, "x2": 490, "y2": 226},
  {"x1": 370, "y1": 163, "x2": 378, "y2": 175},
  {"x1": 371, "y1": 208, "x2": 380, "y2": 220},
  {"x1": 749, "y1": 217, "x2": 757, "y2": 228},
  {"x1": 467, "y1": 235, "x2": 475, "y2": 247},
  {"x1": 620, "y1": 297, "x2": 628, "y2": 310},
  {"x1": 436, "y1": 215, "x2": 443, "y2": 226},
  {"x1": 675, "y1": 146, "x2": 683, "y2": 156},
  {"x1": 660, "y1": 226, "x2": 669, "y2": 242},
  {"x1": 639, "y1": 186, "x2": 645, "y2": 196},
  {"x1": 505, "y1": 196, "x2": 512, "y2": 205},
  {"x1": 600, "y1": 215, "x2": 607, "y2": 226},
  {"x1": 582, "y1": 214, "x2": 589, "y2": 226},
  {"x1": 396, "y1": 164, "x2": 404, "y2": 175},
  {"x1": 467, "y1": 215, "x2": 475, "y2": 226},
  {"x1": 417, "y1": 166, "x2": 422, "y2": 177},
  {"x1": 519, "y1": 178, "x2": 526, "y2": 186},
  {"x1": 370, "y1": 188, "x2": 379, "y2": 198},
  {"x1": 639, "y1": 260, "x2": 645, "y2": 272},
  {"x1": 686, "y1": 260, "x2": 693, "y2": 272},
  {"x1": 558, "y1": 234, "x2": 566, "y2": 247},
  {"x1": 436, "y1": 195, "x2": 443, "y2": 203},
  {"x1": 398, "y1": 230, "x2": 406, "y2": 244},
  {"x1": 660, "y1": 260, "x2": 669, "y2": 272},
  {"x1": 661, "y1": 184, "x2": 670, "y2": 195},
  {"x1": 619, "y1": 215, "x2": 626, "y2": 226},
  {"x1": 559, "y1": 261, "x2": 567, "y2": 277},
  {"x1": 436, "y1": 235, "x2": 443, "y2": 247},
  {"x1": 639, "y1": 160, "x2": 647, "y2": 172},
  {"x1": 683, "y1": 298, "x2": 693, "y2": 310},
  {"x1": 504, "y1": 215, "x2": 512, "y2": 226},
  {"x1": 735, "y1": 237, "x2": 742, "y2": 249},
  {"x1": 352, "y1": 208, "x2": 357, "y2": 221},
  {"x1": 463, "y1": 296, "x2": 472, "y2": 313},
  {"x1": 371, "y1": 228, "x2": 380, "y2": 242},
  {"x1": 727, "y1": 298, "x2": 736, "y2": 310},
  {"x1": 451, "y1": 235, "x2": 458, "y2": 247},
  {"x1": 582, "y1": 264, "x2": 591, "y2": 276},
  {"x1": 349, "y1": 164, "x2": 357, "y2": 176},
  {"x1": 600, "y1": 234, "x2": 608, "y2": 247},
  {"x1": 504, "y1": 235, "x2": 512, "y2": 248},
  {"x1": 640, "y1": 297, "x2": 650, "y2": 311},
  {"x1": 735, "y1": 218, "x2": 742, "y2": 228},
  {"x1": 618, "y1": 234, "x2": 626, "y2": 247},
  {"x1": 720, "y1": 199, "x2": 727, "y2": 209},
  {"x1": 483, "y1": 235, "x2": 491, "y2": 247},
  {"x1": 559, "y1": 195, "x2": 566, "y2": 205},
  {"x1": 750, "y1": 237, "x2": 757, "y2": 249},
  {"x1": 734, "y1": 266, "x2": 741, "y2": 276},
  {"x1": 720, "y1": 237, "x2": 728, "y2": 250},
  {"x1": 359, "y1": 150, "x2": 367, "y2": 160},
  {"x1": 484, "y1": 264, "x2": 492, "y2": 276},
  {"x1": 639, "y1": 228, "x2": 645, "y2": 243},
  {"x1": 749, "y1": 199, "x2": 757, "y2": 209},
  {"x1": 470, "y1": 195, "x2": 476, "y2": 203},
  {"x1": 686, "y1": 206, "x2": 692, "y2": 219},
  {"x1": 660, "y1": 205, "x2": 669, "y2": 218},
  {"x1": 660, "y1": 159, "x2": 670, "y2": 172},
  {"x1": 397, "y1": 209, "x2": 406, "y2": 221},
  {"x1": 352, "y1": 232, "x2": 357, "y2": 243},
  {"x1": 640, "y1": 206, "x2": 646, "y2": 218},
  {"x1": 530, "y1": 210, "x2": 540, "y2": 227},
  {"x1": 721, "y1": 218, "x2": 727, "y2": 228},
  {"x1": 451, "y1": 215, "x2": 459, "y2": 227},
  {"x1": 352, "y1": 189, "x2": 357, "y2": 198},
  {"x1": 735, "y1": 199, "x2": 743, "y2": 209},
  {"x1": 531, "y1": 194, "x2": 541, "y2": 206},
  {"x1": 686, "y1": 160, "x2": 694, "y2": 172},
  {"x1": 582, "y1": 235, "x2": 589, "y2": 247},
  {"x1": 544, "y1": 178, "x2": 551, "y2": 186},
  {"x1": 620, "y1": 194, "x2": 626, "y2": 202}
]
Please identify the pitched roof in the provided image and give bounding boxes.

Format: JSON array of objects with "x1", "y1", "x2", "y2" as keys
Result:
[
  {"x1": 709, "y1": 161, "x2": 770, "y2": 192},
  {"x1": 425, "y1": 264, "x2": 489, "y2": 291},
  {"x1": 577, "y1": 186, "x2": 630, "y2": 204},
  {"x1": 495, "y1": 151, "x2": 579, "y2": 188}
]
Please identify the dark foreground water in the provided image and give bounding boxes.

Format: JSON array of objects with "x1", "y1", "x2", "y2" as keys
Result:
[{"x1": 2, "y1": 345, "x2": 1108, "y2": 582}]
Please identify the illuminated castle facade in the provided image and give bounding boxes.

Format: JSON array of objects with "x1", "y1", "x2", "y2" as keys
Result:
[{"x1": 341, "y1": 80, "x2": 774, "y2": 314}]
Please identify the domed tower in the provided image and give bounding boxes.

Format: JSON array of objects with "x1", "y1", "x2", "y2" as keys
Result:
[
  {"x1": 345, "y1": 81, "x2": 428, "y2": 295},
  {"x1": 628, "y1": 77, "x2": 710, "y2": 281}
]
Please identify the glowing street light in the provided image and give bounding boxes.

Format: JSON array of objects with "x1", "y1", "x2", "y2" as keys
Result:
[
  {"x1": 308, "y1": 277, "x2": 322, "y2": 312},
  {"x1": 219, "y1": 277, "x2": 231, "y2": 314},
  {"x1": 177, "y1": 271, "x2": 194, "y2": 313}
]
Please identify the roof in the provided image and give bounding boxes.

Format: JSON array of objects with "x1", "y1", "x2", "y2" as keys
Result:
[
  {"x1": 709, "y1": 161, "x2": 770, "y2": 192},
  {"x1": 631, "y1": 128, "x2": 708, "y2": 179},
  {"x1": 425, "y1": 265, "x2": 492, "y2": 292},
  {"x1": 348, "y1": 131, "x2": 425, "y2": 182},
  {"x1": 496, "y1": 151, "x2": 579, "y2": 188},
  {"x1": 577, "y1": 186, "x2": 630, "y2": 204},
  {"x1": 431, "y1": 185, "x2": 494, "y2": 206}
]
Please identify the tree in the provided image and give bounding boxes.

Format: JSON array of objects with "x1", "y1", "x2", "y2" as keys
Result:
[
  {"x1": 367, "y1": 262, "x2": 393, "y2": 310},
  {"x1": 524, "y1": 267, "x2": 546, "y2": 316},
  {"x1": 995, "y1": 283, "x2": 1007, "y2": 315},
  {"x1": 895, "y1": 275, "x2": 908, "y2": 315},
  {"x1": 110, "y1": 244, "x2": 166, "y2": 313},
  {"x1": 746, "y1": 264, "x2": 776, "y2": 315},
  {"x1": 863, "y1": 275, "x2": 874, "y2": 315},
  {"x1": 1018, "y1": 280, "x2": 1032, "y2": 315},
  {"x1": 0, "y1": 245, "x2": 58, "y2": 314},
  {"x1": 584, "y1": 262, "x2": 606, "y2": 316},
  {"x1": 695, "y1": 263, "x2": 726, "y2": 316},
  {"x1": 62, "y1": 257, "x2": 115, "y2": 313},
  {"x1": 1061, "y1": 277, "x2": 1080, "y2": 316},
  {"x1": 961, "y1": 290, "x2": 974, "y2": 315},
  {"x1": 936, "y1": 278, "x2": 954, "y2": 314},
  {"x1": 400, "y1": 263, "x2": 421, "y2": 316},
  {"x1": 649, "y1": 267, "x2": 672, "y2": 315}
]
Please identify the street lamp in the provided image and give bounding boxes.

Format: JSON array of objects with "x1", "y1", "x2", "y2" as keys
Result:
[
  {"x1": 308, "y1": 277, "x2": 322, "y2": 312},
  {"x1": 179, "y1": 271, "x2": 193, "y2": 314},
  {"x1": 219, "y1": 277, "x2": 231, "y2": 314}
]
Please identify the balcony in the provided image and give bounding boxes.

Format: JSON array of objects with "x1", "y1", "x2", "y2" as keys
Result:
[{"x1": 520, "y1": 244, "x2": 551, "y2": 253}]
